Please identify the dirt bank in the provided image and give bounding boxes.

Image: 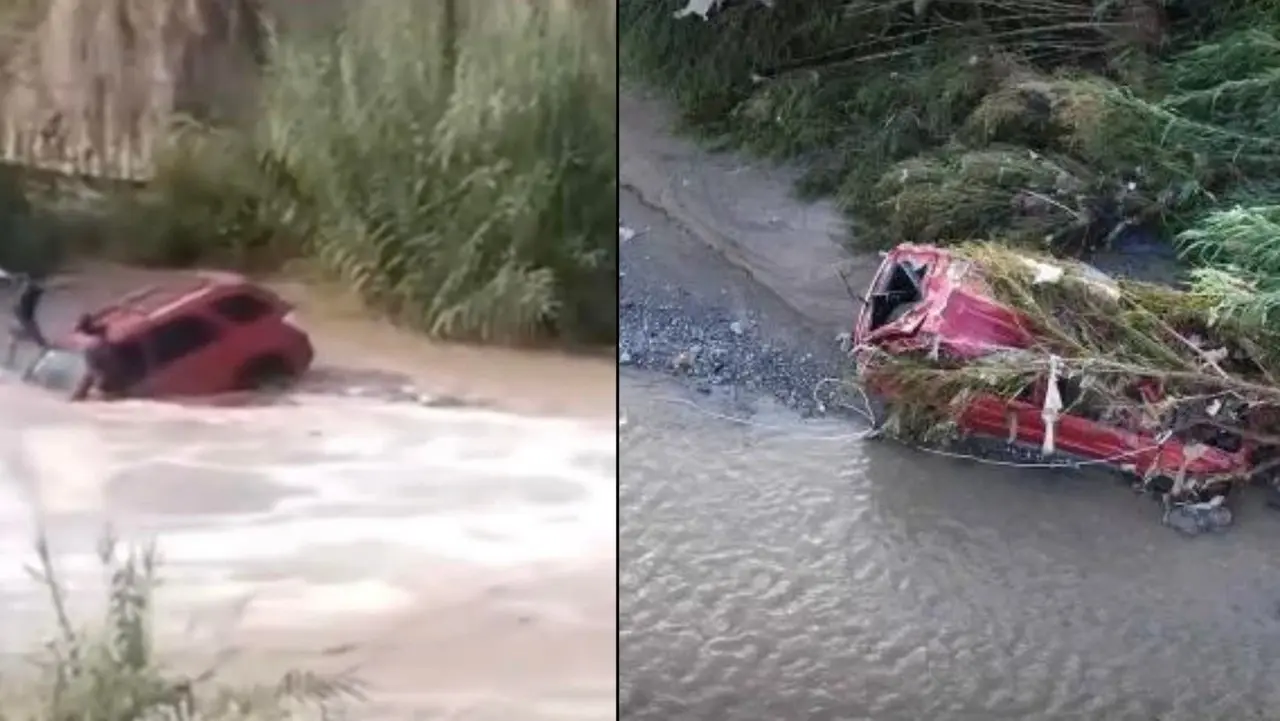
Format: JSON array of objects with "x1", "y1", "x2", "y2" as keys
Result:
[
  {"x1": 620, "y1": 86, "x2": 871, "y2": 334},
  {"x1": 619, "y1": 86, "x2": 871, "y2": 415}
]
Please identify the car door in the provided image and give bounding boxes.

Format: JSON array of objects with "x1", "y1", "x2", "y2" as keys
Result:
[
  {"x1": 136, "y1": 314, "x2": 226, "y2": 396},
  {"x1": 97, "y1": 339, "x2": 149, "y2": 398}
]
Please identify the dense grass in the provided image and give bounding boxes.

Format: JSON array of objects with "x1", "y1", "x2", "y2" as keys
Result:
[
  {"x1": 5, "y1": 0, "x2": 617, "y2": 345},
  {"x1": 621, "y1": 0, "x2": 1280, "y2": 324},
  {"x1": 0, "y1": 166, "x2": 71, "y2": 276},
  {"x1": 1, "y1": 533, "x2": 362, "y2": 720},
  {"x1": 261, "y1": 1, "x2": 617, "y2": 343}
]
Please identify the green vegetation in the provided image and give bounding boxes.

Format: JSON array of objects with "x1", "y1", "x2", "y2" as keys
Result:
[
  {"x1": 620, "y1": 0, "x2": 1280, "y2": 324},
  {"x1": 6, "y1": 0, "x2": 617, "y2": 345},
  {"x1": 2, "y1": 533, "x2": 361, "y2": 720}
]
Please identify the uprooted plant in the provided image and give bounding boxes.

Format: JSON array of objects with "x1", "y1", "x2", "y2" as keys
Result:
[{"x1": 0, "y1": 531, "x2": 363, "y2": 721}]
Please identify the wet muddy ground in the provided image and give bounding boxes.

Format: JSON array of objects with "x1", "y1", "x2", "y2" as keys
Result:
[
  {"x1": 619, "y1": 86, "x2": 1280, "y2": 721},
  {"x1": 0, "y1": 266, "x2": 617, "y2": 720}
]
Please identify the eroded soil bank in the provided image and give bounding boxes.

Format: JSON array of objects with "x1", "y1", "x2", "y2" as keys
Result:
[{"x1": 618, "y1": 85, "x2": 864, "y2": 415}]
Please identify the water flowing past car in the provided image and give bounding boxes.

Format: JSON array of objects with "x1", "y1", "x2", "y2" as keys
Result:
[
  {"x1": 0, "y1": 271, "x2": 313, "y2": 401},
  {"x1": 851, "y1": 243, "x2": 1280, "y2": 533}
]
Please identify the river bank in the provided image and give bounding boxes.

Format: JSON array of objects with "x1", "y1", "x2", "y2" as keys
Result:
[
  {"x1": 619, "y1": 85, "x2": 864, "y2": 416},
  {"x1": 618, "y1": 83, "x2": 1280, "y2": 721}
]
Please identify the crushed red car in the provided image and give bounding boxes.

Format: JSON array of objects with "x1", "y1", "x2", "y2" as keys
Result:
[
  {"x1": 0, "y1": 271, "x2": 313, "y2": 400},
  {"x1": 851, "y1": 243, "x2": 1254, "y2": 531}
]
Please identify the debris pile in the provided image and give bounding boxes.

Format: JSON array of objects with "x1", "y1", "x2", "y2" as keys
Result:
[{"x1": 862, "y1": 244, "x2": 1280, "y2": 525}]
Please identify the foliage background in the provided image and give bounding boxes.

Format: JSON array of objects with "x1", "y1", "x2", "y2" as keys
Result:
[
  {"x1": 621, "y1": 0, "x2": 1280, "y2": 326},
  {"x1": 2, "y1": 0, "x2": 618, "y2": 345}
]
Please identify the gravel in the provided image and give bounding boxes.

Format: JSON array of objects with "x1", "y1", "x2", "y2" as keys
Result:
[{"x1": 617, "y1": 219, "x2": 845, "y2": 418}]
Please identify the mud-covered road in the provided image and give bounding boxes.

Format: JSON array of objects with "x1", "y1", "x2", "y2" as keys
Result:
[{"x1": 619, "y1": 86, "x2": 1280, "y2": 721}]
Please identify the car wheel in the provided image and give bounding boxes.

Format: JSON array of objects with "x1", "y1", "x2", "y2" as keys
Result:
[{"x1": 236, "y1": 355, "x2": 295, "y2": 392}]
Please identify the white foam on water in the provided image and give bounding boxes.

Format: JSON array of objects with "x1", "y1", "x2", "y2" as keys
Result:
[
  {"x1": 147, "y1": 509, "x2": 607, "y2": 568},
  {"x1": 0, "y1": 390, "x2": 615, "y2": 632},
  {"x1": 20, "y1": 425, "x2": 118, "y2": 515},
  {"x1": 233, "y1": 579, "x2": 418, "y2": 628}
]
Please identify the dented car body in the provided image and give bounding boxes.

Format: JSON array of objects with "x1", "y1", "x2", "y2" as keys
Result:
[{"x1": 851, "y1": 244, "x2": 1251, "y2": 498}]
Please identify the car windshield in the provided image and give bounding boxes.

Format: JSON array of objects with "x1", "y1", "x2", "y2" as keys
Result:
[{"x1": 0, "y1": 336, "x2": 90, "y2": 396}]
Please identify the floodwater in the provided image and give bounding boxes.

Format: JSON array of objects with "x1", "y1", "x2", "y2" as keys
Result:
[
  {"x1": 619, "y1": 88, "x2": 1280, "y2": 721},
  {"x1": 0, "y1": 270, "x2": 617, "y2": 720}
]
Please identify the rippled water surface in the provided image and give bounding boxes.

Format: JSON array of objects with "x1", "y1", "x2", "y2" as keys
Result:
[{"x1": 620, "y1": 372, "x2": 1280, "y2": 721}]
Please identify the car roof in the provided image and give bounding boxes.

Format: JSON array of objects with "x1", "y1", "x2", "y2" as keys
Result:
[{"x1": 88, "y1": 271, "x2": 253, "y2": 335}]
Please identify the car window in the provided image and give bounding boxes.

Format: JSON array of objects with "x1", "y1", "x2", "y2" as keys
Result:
[
  {"x1": 147, "y1": 315, "x2": 220, "y2": 367},
  {"x1": 213, "y1": 293, "x2": 274, "y2": 324},
  {"x1": 28, "y1": 349, "x2": 90, "y2": 395},
  {"x1": 107, "y1": 340, "x2": 148, "y2": 390}
]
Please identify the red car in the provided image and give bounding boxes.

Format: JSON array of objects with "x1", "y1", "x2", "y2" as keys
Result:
[
  {"x1": 851, "y1": 244, "x2": 1251, "y2": 503},
  {"x1": 0, "y1": 271, "x2": 314, "y2": 400}
]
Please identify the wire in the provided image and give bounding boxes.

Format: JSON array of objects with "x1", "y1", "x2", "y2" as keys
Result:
[
  {"x1": 649, "y1": 375, "x2": 1172, "y2": 472},
  {"x1": 654, "y1": 395, "x2": 880, "y2": 442},
  {"x1": 908, "y1": 441, "x2": 1162, "y2": 469}
]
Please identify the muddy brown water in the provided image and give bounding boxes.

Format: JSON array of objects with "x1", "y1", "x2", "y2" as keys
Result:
[
  {"x1": 0, "y1": 264, "x2": 617, "y2": 720},
  {"x1": 619, "y1": 87, "x2": 1280, "y2": 721}
]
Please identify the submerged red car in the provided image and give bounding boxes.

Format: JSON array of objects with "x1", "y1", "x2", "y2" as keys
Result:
[
  {"x1": 0, "y1": 271, "x2": 313, "y2": 400},
  {"x1": 851, "y1": 244, "x2": 1251, "y2": 503}
]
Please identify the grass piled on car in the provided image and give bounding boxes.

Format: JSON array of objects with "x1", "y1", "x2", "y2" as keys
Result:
[{"x1": 866, "y1": 243, "x2": 1280, "y2": 455}]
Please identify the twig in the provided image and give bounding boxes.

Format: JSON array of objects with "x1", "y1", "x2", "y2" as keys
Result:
[
  {"x1": 836, "y1": 268, "x2": 866, "y2": 309},
  {"x1": 31, "y1": 533, "x2": 78, "y2": 651}
]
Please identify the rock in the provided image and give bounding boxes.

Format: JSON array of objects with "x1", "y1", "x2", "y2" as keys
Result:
[{"x1": 730, "y1": 321, "x2": 744, "y2": 335}]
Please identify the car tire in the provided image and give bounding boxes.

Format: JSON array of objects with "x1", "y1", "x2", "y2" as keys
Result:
[{"x1": 236, "y1": 355, "x2": 295, "y2": 392}]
